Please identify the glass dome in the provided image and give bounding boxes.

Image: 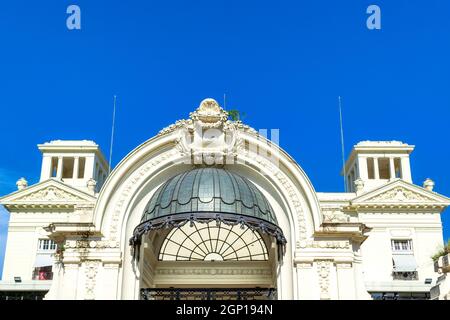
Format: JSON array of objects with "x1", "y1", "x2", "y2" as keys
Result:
[{"x1": 130, "y1": 167, "x2": 286, "y2": 261}]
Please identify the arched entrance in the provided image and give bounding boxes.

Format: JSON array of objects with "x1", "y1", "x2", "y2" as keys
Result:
[{"x1": 129, "y1": 167, "x2": 286, "y2": 300}]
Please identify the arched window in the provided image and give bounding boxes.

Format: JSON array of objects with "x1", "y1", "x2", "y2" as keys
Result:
[{"x1": 158, "y1": 222, "x2": 269, "y2": 261}]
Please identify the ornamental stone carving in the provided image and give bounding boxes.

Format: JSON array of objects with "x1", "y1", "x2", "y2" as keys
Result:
[
  {"x1": 109, "y1": 149, "x2": 180, "y2": 242},
  {"x1": 322, "y1": 209, "x2": 350, "y2": 223},
  {"x1": 158, "y1": 98, "x2": 257, "y2": 165},
  {"x1": 365, "y1": 187, "x2": 433, "y2": 203},
  {"x1": 158, "y1": 119, "x2": 194, "y2": 137},
  {"x1": 296, "y1": 262, "x2": 313, "y2": 268},
  {"x1": 240, "y1": 144, "x2": 308, "y2": 240},
  {"x1": 74, "y1": 204, "x2": 95, "y2": 215},
  {"x1": 16, "y1": 186, "x2": 83, "y2": 202},
  {"x1": 189, "y1": 98, "x2": 229, "y2": 128},
  {"x1": 316, "y1": 260, "x2": 332, "y2": 300},
  {"x1": 16, "y1": 177, "x2": 28, "y2": 190},
  {"x1": 155, "y1": 268, "x2": 272, "y2": 276},
  {"x1": 66, "y1": 239, "x2": 120, "y2": 249},
  {"x1": 84, "y1": 260, "x2": 100, "y2": 300},
  {"x1": 297, "y1": 240, "x2": 350, "y2": 250}
]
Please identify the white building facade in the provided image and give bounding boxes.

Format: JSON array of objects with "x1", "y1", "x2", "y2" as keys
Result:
[{"x1": 0, "y1": 98, "x2": 448, "y2": 300}]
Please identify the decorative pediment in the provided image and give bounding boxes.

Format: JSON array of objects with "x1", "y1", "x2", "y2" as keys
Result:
[
  {"x1": 0, "y1": 179, "x2": 96, "y2": 208},
  {"x1": 351, "y1": 180, "x2": 450, "y2": 208},
  {"x1": 363, "y1": 187, "x2": 433, "y2": 203}
]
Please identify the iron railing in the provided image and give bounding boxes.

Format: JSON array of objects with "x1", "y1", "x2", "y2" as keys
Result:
[{"x1": 141, "y1": 288, "x2": 277, "y2": 300}]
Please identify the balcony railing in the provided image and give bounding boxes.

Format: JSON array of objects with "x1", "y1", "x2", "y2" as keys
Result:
[
  {"x1": 392, "y1": 271, "x2": 418, "y2": 281},
  {"x1": 434, "y1": 254, "x2": 450, "y2": 274},
  {"x1": 141, "y1": 288, "x2": 277, "y2": 300},
  {"x1": 443, "y1": 254, "x2": 449, "y2": 272},
  {"x1": 32, "y1": 269, "x2": 53, "y2": 280}
]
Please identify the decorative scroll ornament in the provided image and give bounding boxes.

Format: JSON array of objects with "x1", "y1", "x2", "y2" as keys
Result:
[
  {"x1": 189, "y1": 98, "x2": 229, "y2": 128},
  {"x1": 158, "y1": 98, "x2": 257, "y2": 165}
]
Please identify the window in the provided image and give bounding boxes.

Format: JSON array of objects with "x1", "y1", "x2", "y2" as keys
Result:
[
  {"x1": 391, "y1": 239, "x2": 413, "y2": 252},
  {"x1": 62, "y1": 157, "x2": 74, "y2": 178},
  {"x1": 394, "y1": 158, "x2": 402, "y2": 178},
  {"x1": 95, "y1": 163, "x2": 99, "y2": 180},
  {"x1": 367, "y1": 158, "x2": 375, "y2": 179},
  {"x1": 378, "y1": 158, "x2": 390, "y2": 179},
  {"x1": 38, "y1": 239, "x2": 57, "y2": 252},
  {"x1": 78, "y1": 157, "x2": 86, "y2": 178},
  {"x1": 350, "y1": 169, "x2": 355, "y2": 192},
  {"x1": 159, "y1": 222, "x2": 269, "y2": 261},
  {"x1": 50, "y1": 157, "x2": 58, "y2": 177},
  {"x1": 32, "y1": 266, "x2": 53, "y2": 280}
]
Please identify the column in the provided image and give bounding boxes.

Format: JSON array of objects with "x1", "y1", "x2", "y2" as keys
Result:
[
  {"x1": 401, "y1": 157, "x2": 412, "y2": 183},
  {"x1": 353, "y1": 247, "x2": 372, "y2": 300},
  {"x1": 336, "y1": 262, "x2": 356, "y2": 299},
  {"x1": 84, "y1": 156, "x2": 95, "y2": 180},
  {"x1": 357, "y1": 157, "x2": 368, "y2": 180},
  {"x1": 98, "y1": 263, "x2": 120, "y2": 299},
  {"x1": 56, "y1": 156, "x2": 63, "y2": 180},
  {"x1": 295, "y1": 262, "x2": 319, "y2": 299},
  {"x1": 389, "y1": 157, "x2": 395, "y2": 180},
  {"x1": 59, "y1": 263, "x2": 80, "y2": 299},
  {"x1": 73, "y1": 157, "x2": 80, "y2": 179},
  {"x1": 373, "y1": 157, "x2": 380, "y2": 179},
  {"x1": 40, "y1": 155, "x2": 52, "y2": 181}
]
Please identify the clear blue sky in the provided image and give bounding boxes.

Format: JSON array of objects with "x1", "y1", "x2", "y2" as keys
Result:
[{"x1": 1, "y1": 0, "x2": 450, "y2": 274}]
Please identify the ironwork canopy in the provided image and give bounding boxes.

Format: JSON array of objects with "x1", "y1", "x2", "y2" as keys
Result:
[{"x1": 130, "y1": 167, "x2": 287, "y2": 261}]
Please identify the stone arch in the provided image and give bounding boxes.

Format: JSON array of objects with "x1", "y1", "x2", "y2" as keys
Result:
[
  {"x1": 93, "y1": 131, "x2": 322, "y2": 247},
  {"x1": 89, "y1": 130, "x2": 322, "y2": 299}
]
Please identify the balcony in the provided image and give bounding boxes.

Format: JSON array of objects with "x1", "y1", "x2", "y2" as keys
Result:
[
  {"x1": 392, "y1": 271, "x2": 418, "y2": 281},
  {"x1": 32, "y1": 267, "x2": 53, "y2": 281},
  {"x1": 434, "y1": 254, "x2": 450, "y2": 274}
]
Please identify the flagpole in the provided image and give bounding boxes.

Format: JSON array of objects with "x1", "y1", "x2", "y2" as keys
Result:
[
  {"x1": 108, "y1": 95, "x2": 117, "y2": 175},
  {"x1": 339, "y1": 96, "x2": 347, "y2": 192}
]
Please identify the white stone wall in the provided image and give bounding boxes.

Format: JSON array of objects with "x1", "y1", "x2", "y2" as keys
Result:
[
  {"x1": 359, "y1": 211, "x2": 443, "y2": 289},
  {"x1": 2, "y1": 209, "x2": 73, "y2": 281}
]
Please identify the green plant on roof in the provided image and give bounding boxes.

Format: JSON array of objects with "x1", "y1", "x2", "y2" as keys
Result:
[
  {"x1": 227, "y1": 109, "x2": 246, "y2": 121},
  {"x1": 431, "y1": 240, "x2": 450, "y2": 261}
]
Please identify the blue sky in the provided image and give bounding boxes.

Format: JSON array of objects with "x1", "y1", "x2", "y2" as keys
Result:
[{"x1": 1, "y1": 0, "x2": 450, "y2": 274}]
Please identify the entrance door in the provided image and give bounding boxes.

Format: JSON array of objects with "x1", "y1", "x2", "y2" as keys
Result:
[{"x1": 139, "y1": 222, "x2": 278, "y2": 300}]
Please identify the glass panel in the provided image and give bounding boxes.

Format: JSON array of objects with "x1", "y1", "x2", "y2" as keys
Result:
[
  {"x1": 378, "y1": 158, "x2": 390, "y2": 179},
  {"x1": 392, "y1": 239, "x2": 413, "y2": 252},
  {"x1": 38, "y1": 239, "x2": 56, "y2": 252},
  {"x1": 159, "y1": 222, "x2": 268, "y2": 261},
  {"x1": 62, "y1": 158, "x2": 74, "y2": 179},
  {"x1": 367, "y1": 158, "x2": 375, "y2": 179},
  {"x1": 78, "y1": 157, "x2": 86, "y2": 179}
]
